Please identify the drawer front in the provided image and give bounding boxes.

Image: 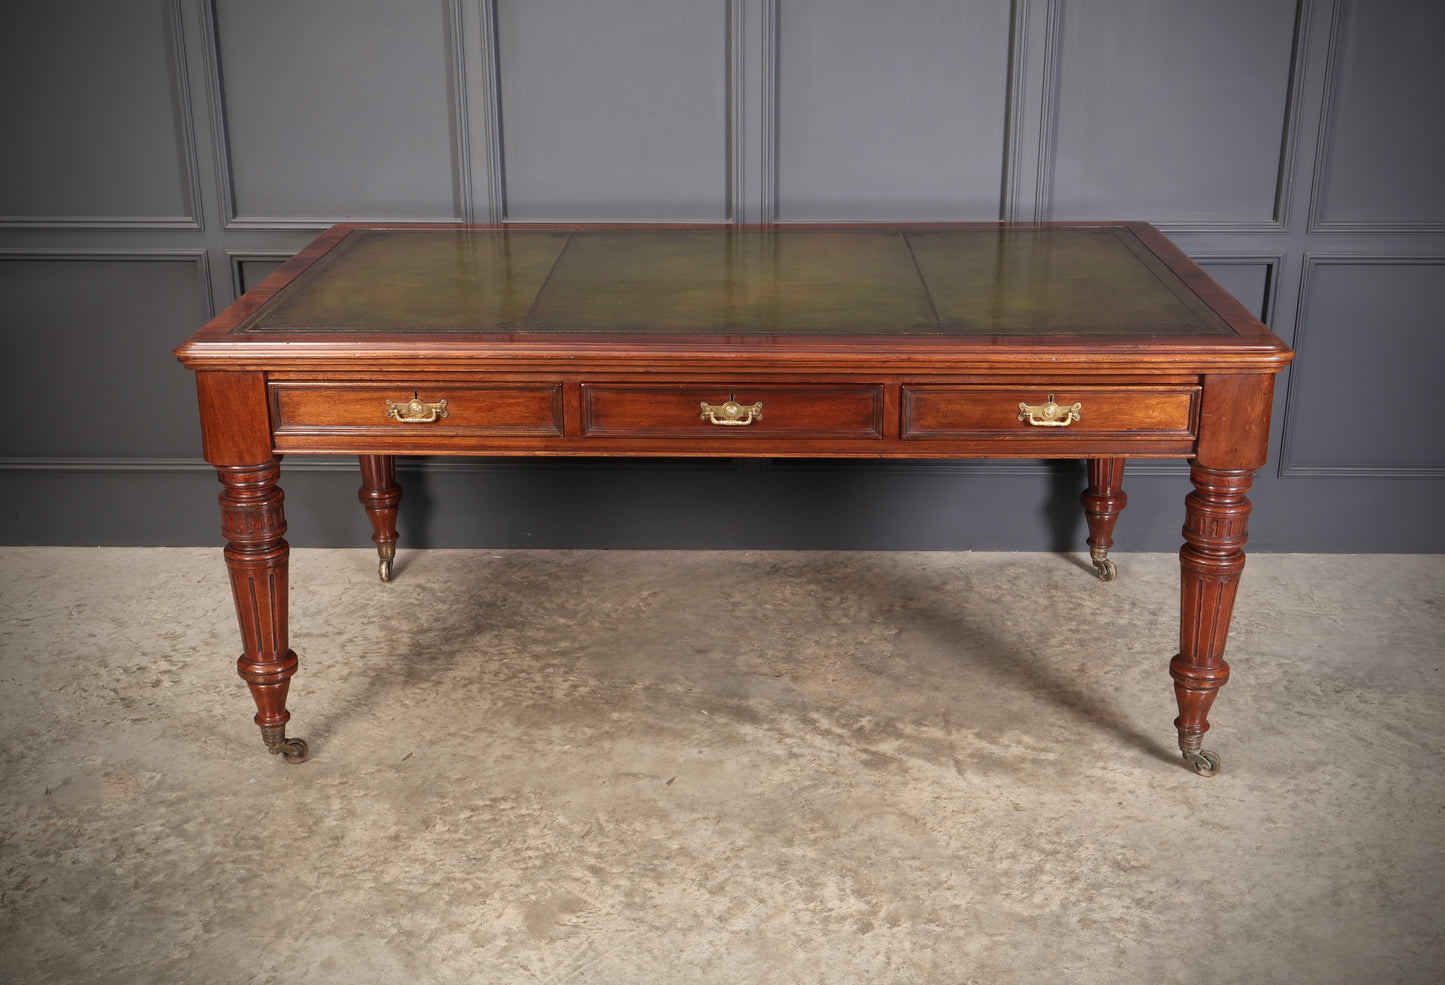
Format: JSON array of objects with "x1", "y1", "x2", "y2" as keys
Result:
[
  {"x1": 271, "y1": 382, "x2": 563, "y2": 437},
  {"x1": 582, "y1": 384, "x2": 885, "y2": 439},
  {"x1": 902, "y1": 385, "x2": 1199, "y2": 439}
]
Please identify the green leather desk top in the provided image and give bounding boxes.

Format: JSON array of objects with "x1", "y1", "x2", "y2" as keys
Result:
[{"x1": 235, "y1": 225, "x2": 1236, "y2": 339}]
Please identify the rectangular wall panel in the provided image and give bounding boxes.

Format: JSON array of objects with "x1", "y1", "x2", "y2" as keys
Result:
[
  {"x1": 495, "y1": 0, "x2": 728, "y2": 220},
  {"x1": 230, "y1": 255, "x2": 290, "y2": 298},
  {"x1": 0, "y1": 255, "x2": 210, "y2": 459},
  {"x1": 1049, "y1": 0, "x2": 1299, "y2": 224},
  {"x1": 212, "y1": 0, "x2": 462, "y2": 222},
  {"x1": 1284, "y1": 259, "x2": 1445, "y2": 475},
  {"x1": 775, "y1": 0, "x2": 1012, "y2": 221},
  {"x1": 1195, "y1": 260, "x2": 1274, "y2": 321},
  {"x1": 0, "y1": 1, "x2": 195, "y2": 225},
  {"x1": 1312, "y1": 0, "x2": 1445, "y2": 229}
]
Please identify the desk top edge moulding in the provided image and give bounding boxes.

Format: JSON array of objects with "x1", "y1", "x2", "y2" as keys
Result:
[{"x1": 175, "y1": 222, "x2": 1293, "y2": 776}]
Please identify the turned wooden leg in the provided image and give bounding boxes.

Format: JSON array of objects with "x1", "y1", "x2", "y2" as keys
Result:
[
  {"x1": 357, "y1": 454, "x2": 402, "y2": 582},
  {"x1": 217, "y1": 459, "x2": 308, "y2": 763},
  {"x1": 1082, "y1": 458, "x2": 1127, "y2": 581},
  {"x1": 1171, "y1": 462, "x2": 1254, "y2": 776}
]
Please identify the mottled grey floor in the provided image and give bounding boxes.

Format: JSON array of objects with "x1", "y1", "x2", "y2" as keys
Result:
[{"x1": 1, "y1": 548, "x2": 1441, "y2": 984}]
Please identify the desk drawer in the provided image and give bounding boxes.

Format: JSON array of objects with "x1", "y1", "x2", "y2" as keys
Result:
[
  {"x1": 582, "y1": 384, "x2": 885, "y2": 439},
  {"x1": 902, "y1": 385, "x2": 1199, "y2": 439},
  {"x1": 270, "y1": 382, "x2": 563, "y2": 437}
]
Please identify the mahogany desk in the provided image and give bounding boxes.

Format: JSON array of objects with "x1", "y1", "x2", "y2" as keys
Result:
[{"x1": 175, "y1": 223, "x2": 1293, "y2": 776}]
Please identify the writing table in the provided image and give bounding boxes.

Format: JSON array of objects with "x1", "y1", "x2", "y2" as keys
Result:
[{"x1": 175, "y1": 223, "x2": 1293, "y2": 775}]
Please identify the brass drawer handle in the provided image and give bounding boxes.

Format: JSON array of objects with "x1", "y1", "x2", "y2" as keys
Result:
[
  {"x1": 1018, "y1": 394, "x2": 1081, "y2": 427},
  {"x1": 700, "y1": 399, "x2": 763, "y2": 426},
  {"x1": 386, "y1": 393, "x2": 449, "y2": 423}
]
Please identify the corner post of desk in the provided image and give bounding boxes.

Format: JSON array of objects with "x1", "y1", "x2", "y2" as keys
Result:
[
  {"x1": 1171, "y1": 372, "x2": 1277, "y2": 776},
  {"x1": 195, "y1": 370, "x2": 308, "y2": 764}
]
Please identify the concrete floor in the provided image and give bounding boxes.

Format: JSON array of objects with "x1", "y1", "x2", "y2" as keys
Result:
[{"x1": 0, "y1": 547, "x2": 1441, "y2": 984}]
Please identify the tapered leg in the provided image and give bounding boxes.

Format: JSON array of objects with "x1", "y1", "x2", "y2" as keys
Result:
[
  {"x1": 1171, "y1": 462, "x2": 1254, "y2": 776},
  {"x1": 1082, "y1": 458, "x2": 1127, "y2": 581},
  {"x1": 217, "y1": 459, "x2": 307, "y2": 763},
  {"x1": 357, "y1": 454, "x2": 402, "y2": 581}
]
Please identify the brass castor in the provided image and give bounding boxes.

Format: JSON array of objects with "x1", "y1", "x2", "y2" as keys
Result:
[
  {"x1": 376, "y1": 541, "x2": 396, "y2": 582},
  {"x1": 262, "y1": 726, "x2": 310, "y2": 764},
  {"x1": 1178, "y1": 731, "x2": 1221, "y2": 776},
  {"x1": 275, "y1": 737, "x2": 310, "y2": 764},
  {"x1": 1182, "y1": 748, "x2": 1221, "y2": 776},
  {"x1": 1092, "y1": 557, "x2": 1118, "y2": 582}
]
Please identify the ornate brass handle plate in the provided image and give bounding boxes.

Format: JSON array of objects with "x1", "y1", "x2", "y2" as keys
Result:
[
  {"x1": 700, "y1": 399, "x2": 763, "y2": 426},
  {"x1": 386, "y1": 393, "x2": 449, "y2": 423},
  {"x1": 1018, "y1": 394, "x2": 1081, "y2": 428}
]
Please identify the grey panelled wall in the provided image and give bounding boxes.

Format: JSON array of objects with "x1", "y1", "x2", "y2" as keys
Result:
[
  {"x1": 213, "y1": 0, "x2": 464, "y2": 223},
  {"x1": 775, "y1": 0, "x2": 1014, "y2": 220},
  {"x1": 497, "y1": 0, "x2": 730, "y2": 220},
  {"x1": 2, "y1": 0, "x2": 1442, "y2": 552}
]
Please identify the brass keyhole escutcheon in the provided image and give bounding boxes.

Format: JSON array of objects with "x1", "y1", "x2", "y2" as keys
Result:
[
  {"x1": 1018, "y1": 393, "x2": 1081, "y2": 427},
  {"x1": 386, "y1": 392, "x2": 449, "y2": 423},
  {"x1": 700, "y1": 398, "x2": 763, "y2": 426}
]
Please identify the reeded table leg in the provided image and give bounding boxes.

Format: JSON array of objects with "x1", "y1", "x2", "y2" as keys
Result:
[
  {"x1": 358, "y1": 454, "x2": 402, "y2": 582},
  {"x1": 1171, "y1": 462, "x2": 1254, "y2": 776},
  {"x1": 218, "y1": 459, "x2": 307, "y2": 763},
  {"x1": 1082, "y1": 458, "x2": 1127, "y2": 581}
]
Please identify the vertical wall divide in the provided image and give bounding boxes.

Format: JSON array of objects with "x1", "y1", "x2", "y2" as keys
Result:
[{"x1": 1, "y1": 0, "x2": 1441, "y2": 549}]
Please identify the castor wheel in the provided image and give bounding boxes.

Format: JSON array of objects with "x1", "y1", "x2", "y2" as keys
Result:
[
  {"x1": 1092, "y1": 557, "x2": 1118, "y2": 582},
  {"x1": 269, "y1": 737, "x2": 310, "y2": 764},
  {"x1": 1182, "y1": 748, "x2": 1221, "y2": 776},
  {"x1": 378, "y1": 557, "x2": 393, "y2": 582}
]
